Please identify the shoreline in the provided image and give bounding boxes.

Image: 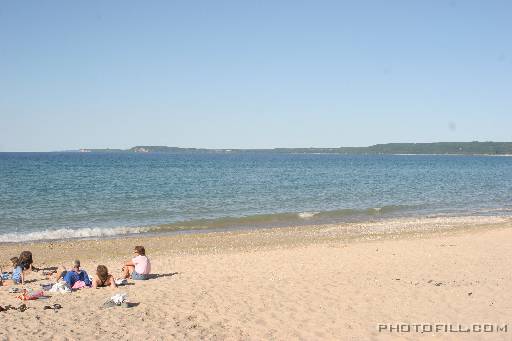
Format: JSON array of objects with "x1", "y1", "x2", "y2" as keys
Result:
[
  {"x1": 1, "y1": 215, "x2": 512, "y2": 339},
  {"x1": 1, "y1": 207, "x2": 510, "y2": 245},
  {"x1": 1, "y1": 214, "x2": 510, "y2": 266}
]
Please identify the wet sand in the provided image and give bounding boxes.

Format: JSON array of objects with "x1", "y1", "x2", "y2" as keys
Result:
[{"x1": 1, "y1": 215, "x2": 512, "y2": 340}]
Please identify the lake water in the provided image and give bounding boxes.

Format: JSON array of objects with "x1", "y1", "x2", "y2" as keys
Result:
[{"x1": 1, "y1": 152, "x2": 512, "y2": 242}]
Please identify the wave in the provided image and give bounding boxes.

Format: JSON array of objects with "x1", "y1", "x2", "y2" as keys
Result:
[
  {"x1": 0, "y1": 226, "x2": 155, "y2": 243},
  {"x1": 476, "y1": 206, "x2": 512, "y2": 213},
  {"x1": 313, "y1": 205, "x2": 410, "y2": 218},
  {"x1": 0, "y1": 204, "x2": 413, "y2": 243},
  {"x1": 298, "y1": 212, "x2": 319, "y2": 219},
  {"x1": 158, "y1": 205, "x2": 410, "y2": 229},
  {"x1": 296, "y1": 206, "x2": 403, "y2": 219}
]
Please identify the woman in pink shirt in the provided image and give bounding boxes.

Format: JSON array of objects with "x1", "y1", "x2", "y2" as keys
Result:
[{"x1": 122, "y1": 245, "x2": 151, "y2": 280}]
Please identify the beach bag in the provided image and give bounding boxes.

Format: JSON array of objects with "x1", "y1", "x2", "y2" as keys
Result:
[{"x1": 111, "y1": 293, "x2": 128, "y2": 305}]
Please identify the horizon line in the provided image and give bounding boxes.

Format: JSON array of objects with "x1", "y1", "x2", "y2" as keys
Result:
[{"x1": 0, "y1": 140, "x2": 510, "y2": 153}]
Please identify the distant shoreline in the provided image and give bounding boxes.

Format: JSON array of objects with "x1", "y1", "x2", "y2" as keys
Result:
[
  {"x1": 59, "y1": 141, "x2": 512, "y2": 155},
  {"x1": 2, "y1": 151, "x2": 512, "y2": 157},
  {"x1": 3, "y1": 141, "x2": 512, "y2": 155}
]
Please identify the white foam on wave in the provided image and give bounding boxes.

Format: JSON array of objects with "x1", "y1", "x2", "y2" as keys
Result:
[
  {"x1": 298, "y1": 212, "x2": 319, "y2": 219},
  {"x1": 0, "y1": 226, "x2": 153, "y2": 243},
  {"x1": 478, "y1": 207, "x2": 512, "y2": 213}
]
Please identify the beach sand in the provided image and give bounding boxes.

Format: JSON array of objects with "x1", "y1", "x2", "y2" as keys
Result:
[{"x1": 1, "y1": 215, "x2": 512, "y2": 340}]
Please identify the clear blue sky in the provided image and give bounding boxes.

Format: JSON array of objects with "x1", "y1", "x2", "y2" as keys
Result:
[{"x1": 0, "y1": 1, "x2": 511, "y2": 151}]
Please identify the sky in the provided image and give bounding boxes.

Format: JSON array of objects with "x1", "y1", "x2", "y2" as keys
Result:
[{"x1": 0, "y1": 1, "x2": 511, "y2": 151}]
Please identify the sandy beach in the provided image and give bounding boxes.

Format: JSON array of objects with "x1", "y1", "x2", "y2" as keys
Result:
[{"x1": 1, "y1": 215, "x2": 512, "y2": 340}]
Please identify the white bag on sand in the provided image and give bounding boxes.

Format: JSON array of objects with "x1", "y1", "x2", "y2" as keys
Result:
[
  {"x1": 49, "y1": 281, "x2": 71, "y2": 293},
  {"x1": 110, "y1": 293, "x2": 128, "y2": 305}
]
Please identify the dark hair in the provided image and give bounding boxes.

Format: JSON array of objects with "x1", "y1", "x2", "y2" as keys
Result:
[
  {"x1": 19, "y1": 251, "x2": 33, "y2": 270},
  {"x1": 134, "y1": 246, "x2": 146, "y2": 255},
  {"x1": 10, "y1": 257, "x2": 19, "y2": 266},
  {"x1": 96, "y1": 265, "x2": 109, "y2": 282}
]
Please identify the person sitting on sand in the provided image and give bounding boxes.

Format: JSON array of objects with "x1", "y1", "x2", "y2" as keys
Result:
[
  {"x1": 18, "y1": 251, "x2": 34, "y2": 271},
  {"x1": 62, "y1": 260, "x2": 92, "y2": 288},
  {"x1": 92, "y1": 265, "x2": 117, "y2": 289},
  {"x1": 55, "y1": 265, "x2": 68, "y2": 282},
  {"x1": 123, "y1": 246, "x2": 151, "y2": 280},
  {"x1": 0, "y1": 257, "x2": 24, "y2": 286},
  {"x1": 54, "y1": 260, "x2": 77, "y2": 281}
]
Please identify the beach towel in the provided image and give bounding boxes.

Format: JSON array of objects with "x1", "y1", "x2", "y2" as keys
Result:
[
  {"x1": 72, "y1": 280, "x2": 87, "y2": 289},
  {"x1": 17, "y1": 290, "x2": 44, "y2": 301}
]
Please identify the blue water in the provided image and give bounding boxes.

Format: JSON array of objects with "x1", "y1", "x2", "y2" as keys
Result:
[{"x1": 1, "y1": 152, "x2": 512, "y2": 242}]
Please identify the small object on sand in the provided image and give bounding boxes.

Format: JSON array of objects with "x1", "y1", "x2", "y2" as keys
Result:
[
  {"x1": 468, "y1": 292, "x2": 473, "y2": 296},
  {"x1": 0, "y1": 306, "x2": 5, "y2": 312},
  {"x1": 114, "y1": 278, "x2": 128, "y2": 286},
  {"x1": 42, "y1": 270, "x2": 57, "y2": 276},
  {"x1": 435, "y1": 282, "x2": 443, "y2": 286},
  {"x1": 8, "y1": 287, "x2": 20, "y2": 294},
  {"x1": 18, "y1": 304, "x2": 28, "y2": 312},
  {"x1": 111, "y1": 293, "x2": 128, "y2": 305},
  {"x1": 102, "y1": 293, "x2": 128, "y2": 309},
  {"x1": 40, "y1": 283, "x2": 52, "y2": 291},
  {"x1": 44, "y1": 304, "x2": 62, "y2": 313}
]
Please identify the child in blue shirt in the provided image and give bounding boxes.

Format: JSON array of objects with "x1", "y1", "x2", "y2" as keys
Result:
[{"x1": 0, "y1": 257, "x2": 24, "y2": 286}]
